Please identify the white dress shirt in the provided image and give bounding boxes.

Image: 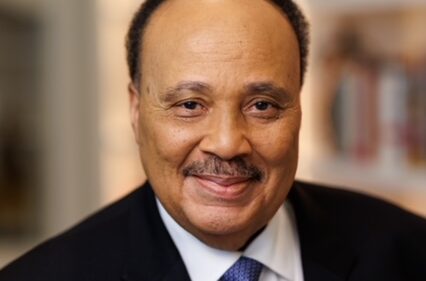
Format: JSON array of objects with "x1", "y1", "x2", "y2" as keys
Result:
[{"x1": 157, "y1": 199, "x2": 304, "y2": 281}]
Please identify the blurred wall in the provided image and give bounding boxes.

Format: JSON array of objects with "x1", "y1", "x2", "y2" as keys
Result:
[{"x1": 96, "y1": 0, "x2": 145, "y2": 207}]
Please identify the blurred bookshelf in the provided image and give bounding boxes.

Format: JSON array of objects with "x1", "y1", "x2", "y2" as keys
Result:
[
  {"x1": 0, "y1": 6, "x2": 42, "y2": 267},
  {"x1": 0, "y1": 5, "x2": 43, "y2": 267},
  {"x1": 0, "y1": 7, "x2": 41, "y2": 241},
  {"x1": 0, "y1": 0, "x2": 101, "y2": 268},
  {"x1": 301, "y1": 1, "x2": 426, "y2": 217}
]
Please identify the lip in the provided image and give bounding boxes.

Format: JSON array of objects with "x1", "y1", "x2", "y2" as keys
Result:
[
  {"x1": 192, "y1": 175, "x2": 252, "y2": 201},
  {"x1": 197, "y1": 175, "x2": 251, "y2": 187}
]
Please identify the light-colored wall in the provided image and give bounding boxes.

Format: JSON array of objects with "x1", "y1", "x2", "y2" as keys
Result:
[
  {"x1": 39, "y1": 0, "x2": 100, "y2": 237},
  {"x1": 96, "y1": 0, "x2": 145, "y2": 206}
]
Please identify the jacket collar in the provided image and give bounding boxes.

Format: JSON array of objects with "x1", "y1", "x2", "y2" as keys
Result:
[
  {"x1": 289, "y1": 181, "x2": 357, "y2": 281},
  {"x1": 121, "y1": 182, "x2": 191, "y2": 281}
]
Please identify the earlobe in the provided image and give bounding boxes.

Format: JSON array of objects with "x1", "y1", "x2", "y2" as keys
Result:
[{"x1": 128, "y1": 82, "x2": 141, "y2": 144}]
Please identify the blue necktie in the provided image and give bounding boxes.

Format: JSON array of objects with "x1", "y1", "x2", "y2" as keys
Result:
[{"x1": 220, "y1": 256, "x2": 263, "y2": 281}]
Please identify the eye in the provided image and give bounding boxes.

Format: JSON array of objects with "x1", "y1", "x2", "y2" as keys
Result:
[
  {"x1": 174, "y1": 100, "x2": 206, "y2": 118},
  {"x1": 246, "y1": 100, "x2": 282, "y2": 120},
  {"x1": 254, "y1": 101, "x2": 272, "y2": 111},
  {"x1": 181, "y1": 101, "x2": 200, "y2": 110}
]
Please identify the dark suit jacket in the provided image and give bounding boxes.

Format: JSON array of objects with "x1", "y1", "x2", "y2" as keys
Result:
[{"x1": 1, "y1": 181, "x2": 425, "y2": 281}]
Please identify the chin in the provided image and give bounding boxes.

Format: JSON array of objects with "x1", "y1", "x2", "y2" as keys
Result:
[{"x1": 183, "y1": 203, "x2": 262, "y2": 237}]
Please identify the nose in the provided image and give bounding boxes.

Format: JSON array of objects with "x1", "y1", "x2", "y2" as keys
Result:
[{"x1": 199, "y1": 111, "x2": 252, "y2": 160}]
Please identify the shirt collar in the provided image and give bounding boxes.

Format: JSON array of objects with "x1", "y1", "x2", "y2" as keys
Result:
[
  {"x1": 244, "y1": 201, "x2": 302, "y2": 281},
  {"x1": 157, "y1": 199, "x2": 301, "y2": 281}
]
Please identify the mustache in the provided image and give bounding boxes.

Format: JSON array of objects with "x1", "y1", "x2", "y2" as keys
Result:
[{"x1": 182, "y1": 156, "x2": 264, "y2": 182}]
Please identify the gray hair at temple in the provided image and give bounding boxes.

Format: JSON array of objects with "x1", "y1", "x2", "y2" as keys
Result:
[{"x1": 126, "y1": 0, "x2": 310, "y2": 86}]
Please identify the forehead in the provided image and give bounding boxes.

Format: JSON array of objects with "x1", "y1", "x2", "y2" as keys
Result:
[{"x1": 141, "y1": 0, "x2": 301, "y2": 90}]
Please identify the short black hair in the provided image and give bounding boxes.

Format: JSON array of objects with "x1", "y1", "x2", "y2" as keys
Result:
[{"x1": 126, "y1": 0, "x2": 310, "y2": 86}]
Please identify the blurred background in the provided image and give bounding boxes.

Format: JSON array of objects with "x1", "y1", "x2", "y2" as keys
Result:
[{"x1": 0, "y1": 0, "x2": 425, "y2": 268}]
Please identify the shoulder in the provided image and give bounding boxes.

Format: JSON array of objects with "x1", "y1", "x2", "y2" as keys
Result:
[
  {"x1": 0, "y1": 185, "x2": 150, "y2": 281},
  {"x1": 290, "y1": 180, "x2": 426, "y2": 279},
  {"x1": 290, "y1": 180, "x2": 426, "y2": 230}
]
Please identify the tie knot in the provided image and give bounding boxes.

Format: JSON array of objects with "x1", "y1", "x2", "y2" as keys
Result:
[{"x1": 220, "y1": 256, "x2": 263, "y2": 281}]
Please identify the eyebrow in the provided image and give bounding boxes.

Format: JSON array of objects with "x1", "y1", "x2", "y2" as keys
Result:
[
  {"x1": 244, "y1": 82, "x2": 292, "y2": 103},
  {"x1": 162, "y1": 80, "x2": 292, "y2": 103},
  {"x1": 163, "y1": 81, "x2": 212, "y2": 103}
]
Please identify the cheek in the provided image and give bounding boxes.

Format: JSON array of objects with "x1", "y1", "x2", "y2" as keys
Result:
[
  {"x1": 140, "y1": 116, "x2": 203, "y2": 169},
  {"x1": 251, "y1": 117, "x2": 301, "y2": 164}
]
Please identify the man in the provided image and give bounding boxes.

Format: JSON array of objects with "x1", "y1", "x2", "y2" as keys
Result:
[{"x1": 1, "y1": 0, "x2": 425, "y2": 280}]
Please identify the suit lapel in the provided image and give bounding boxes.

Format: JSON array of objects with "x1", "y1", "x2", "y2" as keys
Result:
[
  {"x1": 121, "y1": 182, "x2": 191, "y2": 281},
  {"x1": 289, "y1": 182, "x2": 357, "y2": 281}
]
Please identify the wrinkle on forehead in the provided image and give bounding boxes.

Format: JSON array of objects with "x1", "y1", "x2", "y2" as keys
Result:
[
  {"x1": 187, "y1": 29, "x2": 246, "y2": 62},
  {"x1": 185, "y1": 28, "x2": 282, "y2": 65}
]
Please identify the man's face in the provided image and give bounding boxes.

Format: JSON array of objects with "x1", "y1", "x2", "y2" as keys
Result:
[{"x1": 130, "y1": 0, "x2": 301, "y2": 250}]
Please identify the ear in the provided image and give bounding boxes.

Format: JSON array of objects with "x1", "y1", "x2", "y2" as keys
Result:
[{"x1": 129, "y1": 82, "x2": 141, "y2": 144}]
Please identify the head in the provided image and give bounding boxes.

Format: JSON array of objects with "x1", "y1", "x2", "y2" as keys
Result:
[{"x1": 127, "y1": 0, "x2": 309, "y2": 250}]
